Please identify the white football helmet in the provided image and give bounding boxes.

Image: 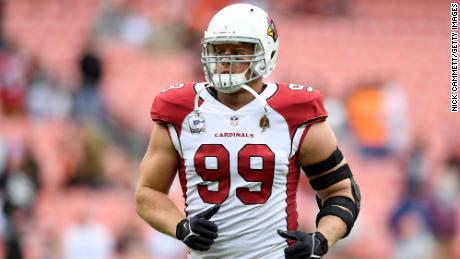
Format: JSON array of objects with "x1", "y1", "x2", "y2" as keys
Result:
[{"x1": 201, "y1": 3, "x2": 279, "y2": 93}]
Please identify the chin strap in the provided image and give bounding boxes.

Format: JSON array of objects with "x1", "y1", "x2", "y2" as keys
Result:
[
  {"x1": 193, "y1": 83, "x2": 271, "y2": 132},
  {"x1": 194, "y1": 84, "x2": 213, "y2": 114},
  {"x1": 239, "y1": 84, "x2": 269, "y2": 111},
  {"x1": 240, "y1": 84, "x2": 270, "y2": 132}
]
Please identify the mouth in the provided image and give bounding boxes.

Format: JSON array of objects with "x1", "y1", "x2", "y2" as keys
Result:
[{"x1": 216, "y1": 68, "x2": 231, "y2": 74}]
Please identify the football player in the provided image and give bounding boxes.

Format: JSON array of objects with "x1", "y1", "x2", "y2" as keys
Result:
[{"x1": 136, "y1": 3, "x2": 361, "y2": 259}]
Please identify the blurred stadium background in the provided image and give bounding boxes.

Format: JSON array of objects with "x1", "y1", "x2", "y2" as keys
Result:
[{"x1": 0, "y1": 0, "x2": 459, "y2": 258}]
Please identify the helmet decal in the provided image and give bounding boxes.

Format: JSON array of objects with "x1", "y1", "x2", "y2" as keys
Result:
[{"x1": 267, "y1": 16, "x2": 278, "y2": 42}]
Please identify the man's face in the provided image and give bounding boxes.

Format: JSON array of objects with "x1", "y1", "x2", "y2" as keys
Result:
[{"x1": 213, "y1": 43, "x2": 255, "y2": 75}]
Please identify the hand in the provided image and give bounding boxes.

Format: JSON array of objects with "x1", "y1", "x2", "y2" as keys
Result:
[
  {"x1": 277, "y1": 230, "x2": 328, "y2": 259},
  {"x1": 176, "y1": 204, "x2": 220, "y2": 251}
]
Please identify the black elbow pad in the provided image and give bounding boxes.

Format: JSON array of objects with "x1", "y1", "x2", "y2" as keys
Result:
[{"x1": 315, "y1": 180, "x2": 361, "y2": 238}]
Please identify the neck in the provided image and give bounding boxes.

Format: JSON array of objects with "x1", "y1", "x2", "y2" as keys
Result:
[{"x1": 216, "y1": 80, "x2": 265, "y2": 110}]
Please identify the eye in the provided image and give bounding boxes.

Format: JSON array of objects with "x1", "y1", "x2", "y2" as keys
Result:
[
  {"x1": 237, "y1": 49, "x2": 252, "y2": 56},
  {"x1": 236, "y1": 52, "x2": 250, "y2": 60}
]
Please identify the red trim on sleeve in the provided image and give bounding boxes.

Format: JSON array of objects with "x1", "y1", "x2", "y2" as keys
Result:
[
  {"x1": 178, "y1": 158, "x2": 188, "y2": 217},
  {"x1": 150, "y1": 82, "x2": 199, "y2": 136},
  {"x1": 268, "y1": 83, "x2": 328, "y2": 138},
  {"x1": 285, "y1": 156, "x2": 301, "y2": 245}
]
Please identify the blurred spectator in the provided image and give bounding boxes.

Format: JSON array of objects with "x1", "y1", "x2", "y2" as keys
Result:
[
  {"x1": 92, "y1": 2, "x2": 155, "y2": 49},
  {"x1": 346, "y1": 81, "x2": 409, "y2": 157},
  {"x1": 447, "y1": 142, "x2": 460, "y2": 170},
  {"x1": 0, "y1": 42, "x2": 30, "y2": 117},
  {"x1": 427, "y1": 144, "x2": 460, "y2": 258},
  {"x1": 389, "y1": 140, "x2": 459, "y2": 259},
  {"x1": 92, "y1": 0, "x2": 198, "y2": 73},
  {"x1": 403, "y1": 141, "x2": 430, "y2": 197},
  {"x1": 0, "y1": 136, "x2": 7, "y2": 175},
  {"x1": 390, "y1": 140, "x2": 432, "y2": 232},
  {"x1": 114, "y1": 224, "x2": 150, "y2": 259},
  {"x1": 319, "y1": 83, "x2": 348, "y2": 139},
  {"x1": 79, "y1": 44, "x2": 103, "y2": 89},
  {"x1": 388, "y1": 139, "x2": 460, "y2": 259},
  {"x1": 389, "y1": 140, "x2": 433, "y2": 258},
  {"x1": 325, "y1": 95, "x2": 347, "y2": 137},
  {"x1": 119, "y1": 10, "x2": 152, "y2": 47},
  {"x1": 346, "y1": 82, "x2": 387, "y2": 156},
  {"x1": 0, "y1": 139, "x2": 40, "y2": 217},
  {"x1": 66, "y1": 124, "x2": 107, "y2": 188},
  {"x1": 382, "y1": 82, "x2": 409, "y2": 156},
  {"x1": 430, "y1": 163, "x2": 458, "y2": 239},
  {"x1": 92, "y1": 2, "x2": 125, "y2": 44},
  {"x1": 74, "y1": 41, "x2": 106, "y2": 123},
  {"x1": 393, "y1": 210, "x2": 436, "y2": 259},
  {"x1": 0, "y1": 139, "x2": 40, "y2": 259},
  {"x1": 62, "y1": 209, "x2": 114, "y2": 259},
  {"x1": 27, "y1": 64, "x2": 73, "y2": 120}
]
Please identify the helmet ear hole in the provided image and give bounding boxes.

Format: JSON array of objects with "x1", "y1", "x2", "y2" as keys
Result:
[
  {"x1": 252, "y1": 59, "x2": 266, "y2": 76},
  {"x1": 270, "y1": 51, "x2": 276, "y2": 59}
]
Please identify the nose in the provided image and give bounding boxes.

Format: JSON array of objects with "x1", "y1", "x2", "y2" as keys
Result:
[
  {"x1": 218, "y1": 49, "x2": 232, "y2": 73},
  {"x1": 219, "y1": 49, "x2": 232, "y2": 62},
  {"x1": 223, "y1": 48, "x2": 232, "y2": 55},
  {"x1": 218, "y1": 65, "x2": 230, "y2": 74}
]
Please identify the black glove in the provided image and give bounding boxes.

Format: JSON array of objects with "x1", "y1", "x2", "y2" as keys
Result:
[
  {"x1": 176, "y1": 204, "x2": 220, "y2": 251},
  {"x1": 277, "y1": 229, "x2": 328, "y2": 259}
]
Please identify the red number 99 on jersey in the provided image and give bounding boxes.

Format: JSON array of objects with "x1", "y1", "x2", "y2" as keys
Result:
[{"x1": 194, "y1": 144, "x2": 275, "y2": 205}]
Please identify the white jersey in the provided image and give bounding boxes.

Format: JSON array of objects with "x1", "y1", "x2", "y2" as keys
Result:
[{"x1": 151, "y1": 82, "x2": 328, "y2": 259}]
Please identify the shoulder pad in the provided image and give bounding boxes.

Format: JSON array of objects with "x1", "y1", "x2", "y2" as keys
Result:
[
  {"x1": 150, "y1": 82, "x2": 198, "y2": 132},
  {"x1": 268, "y1": 83, "x2": 328, "y2": 134}
]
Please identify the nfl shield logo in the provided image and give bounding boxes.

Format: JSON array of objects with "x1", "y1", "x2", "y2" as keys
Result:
[
  {"x1": 230, "y1": 116, "x2": 239, "y2": 126},
  {"x1": 188, "y1": 115, "x2": 206, "y2": 134}
]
